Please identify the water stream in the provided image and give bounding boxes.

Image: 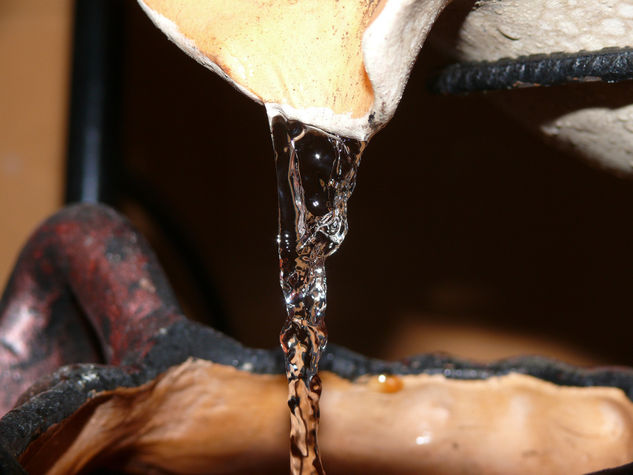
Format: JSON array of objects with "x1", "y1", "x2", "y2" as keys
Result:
[{"x1": 271, "y1": 114, "x2": 366, "y2": 474}]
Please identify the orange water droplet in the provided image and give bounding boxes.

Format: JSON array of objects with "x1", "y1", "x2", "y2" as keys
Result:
[{"x1": 369, "y1": 374, "x2": 404, "y2": 393}]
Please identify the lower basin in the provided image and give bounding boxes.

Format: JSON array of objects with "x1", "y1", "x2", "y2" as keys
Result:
[{"x1": 1, "y1": 204, "x2": 632, "y2": 474}]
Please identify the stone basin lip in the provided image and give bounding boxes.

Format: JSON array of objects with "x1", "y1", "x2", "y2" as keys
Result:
[{"x1": 3, "y1": 317, "x2": 633, "y2": 474}]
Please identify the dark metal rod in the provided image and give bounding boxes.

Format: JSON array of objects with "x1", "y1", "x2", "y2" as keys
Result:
[{"x1": 65, "y1": 0, "x2": 124, "y2": 204}]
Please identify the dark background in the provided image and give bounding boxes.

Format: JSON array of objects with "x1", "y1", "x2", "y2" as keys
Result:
[{"x1": 119, "y1": 2, "x2": 633, "y2": 365}]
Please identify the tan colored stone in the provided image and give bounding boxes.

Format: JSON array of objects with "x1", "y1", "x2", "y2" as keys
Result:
[
  {"x1": 23, "y1": 359, "x2": 633, "y2": 474},
  {"x1": 137, "y1": 0, "x2": 451, "y2": 139}
]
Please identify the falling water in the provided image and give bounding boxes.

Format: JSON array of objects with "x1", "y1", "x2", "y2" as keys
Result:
[{"x1": 271, "y1": 114, "x2": 365, "y2": 475}]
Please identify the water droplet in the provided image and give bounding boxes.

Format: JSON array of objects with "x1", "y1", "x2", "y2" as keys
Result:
[{"x1": 416, "y1": 432, "x2": 432, "y2": 445}]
